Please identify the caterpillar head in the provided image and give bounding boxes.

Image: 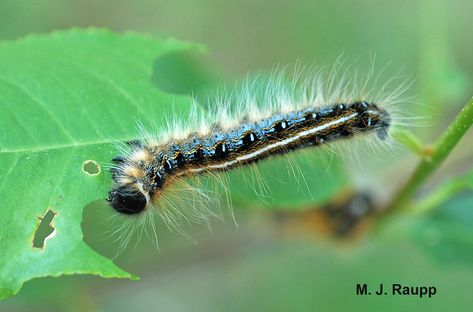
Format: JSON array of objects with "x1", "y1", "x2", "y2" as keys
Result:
[{"x1": 107, "y1": 185, "x2": 147, "y2": 215}]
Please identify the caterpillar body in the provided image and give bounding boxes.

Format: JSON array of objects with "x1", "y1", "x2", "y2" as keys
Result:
[
  {"x1": 105, "y1": 65, "x2": 406, "y2": 245},
  {"x1": 108, "y1": 102, "x2": 390, "y2": 215}
]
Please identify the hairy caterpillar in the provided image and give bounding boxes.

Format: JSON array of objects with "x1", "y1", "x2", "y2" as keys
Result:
[{"x1": 106, "y1": 65, "x2": 406, "y2": 246}]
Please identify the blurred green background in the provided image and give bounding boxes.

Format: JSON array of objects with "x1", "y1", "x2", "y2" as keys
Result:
[{"x1": 1, "y1": 0, "x2": 472, "y2": 311}]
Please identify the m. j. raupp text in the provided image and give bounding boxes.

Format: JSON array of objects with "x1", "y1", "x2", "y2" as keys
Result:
[{"x1": 356, "y1": 283, "x2": 437, "y2": 298}]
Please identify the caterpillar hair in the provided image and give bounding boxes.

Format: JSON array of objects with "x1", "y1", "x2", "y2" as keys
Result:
[{"x1": 106, "y1": 63, "x2": 409, "y2": 248}]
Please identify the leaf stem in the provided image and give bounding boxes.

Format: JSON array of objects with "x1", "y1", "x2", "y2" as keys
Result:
[
  {"x1": 391, "y1": 129, "x2": 429, "y2": 159},
  {"x1": 409, "y1": 176, "x2": 472, "y2": 215},
  {"x1": 385, "y1": 97, "x2": 473, "y2": 213}
]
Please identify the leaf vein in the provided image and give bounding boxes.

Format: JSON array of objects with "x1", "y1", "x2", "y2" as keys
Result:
[{"x1": 0, "y1": 76, "x2": 77, "y2": 143}]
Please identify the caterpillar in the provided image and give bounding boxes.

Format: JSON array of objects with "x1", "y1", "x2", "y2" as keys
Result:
[{"x1": 106, "y1": 65, "x2": 406, "y2": 245}]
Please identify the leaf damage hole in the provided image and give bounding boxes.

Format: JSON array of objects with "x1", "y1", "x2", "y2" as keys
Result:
[
  {"x1": 152, "y1": 51, "x2": 213, "y2": 95},
  {"x1": 82, "y1": 160, "x2": 101, "y2": 176},
  {"x1": 33, "y1": 209, "x2": 57, "y2": 249}
]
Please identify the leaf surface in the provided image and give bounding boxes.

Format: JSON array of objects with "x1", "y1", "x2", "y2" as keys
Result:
[{"x1": 0, "y1": 29, "x2": 199, "y2": 299}]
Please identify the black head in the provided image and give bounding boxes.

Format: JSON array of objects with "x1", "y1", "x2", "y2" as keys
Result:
[{"x1": 107, "y1": 185, "x2": 147, "y2": 215}]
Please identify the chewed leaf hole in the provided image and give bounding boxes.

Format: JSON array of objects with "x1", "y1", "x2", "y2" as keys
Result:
[
  {"x1": 33, "y1": 209, "x2": 57, "y2": 249},
  {"x1": 82, "y1": 160, "x2": 101, "y2": 175}
]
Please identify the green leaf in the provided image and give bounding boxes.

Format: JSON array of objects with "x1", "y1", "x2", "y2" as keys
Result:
[
  {"x1": 0, "y1": 29, "x2": 201, "y2": 299},
  {"x1": 410, "y1": 170, "x2": 473, "y2": 214},
  {"x1": 378, "y1": 190, "x2": 473, "y2": 267}
]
